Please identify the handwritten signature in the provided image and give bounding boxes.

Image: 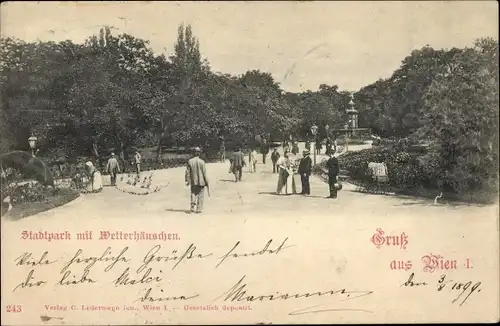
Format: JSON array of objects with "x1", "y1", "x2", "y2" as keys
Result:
[{"x1": 214, "y1": 275, "x2": 374, "y2": 315}]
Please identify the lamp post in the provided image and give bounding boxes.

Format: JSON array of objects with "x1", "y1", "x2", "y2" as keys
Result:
[
  {"x1": 325, "y1": 124, "x2": 330, "y2": 154},
  {"x1": 28, "y1": 135, "x2": 38, "y2": 157},
  {"x1": 310, "y1": 124, "x2": 318, "y2": 165}
]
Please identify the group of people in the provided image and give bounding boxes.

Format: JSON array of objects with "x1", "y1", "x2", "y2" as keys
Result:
[
  {"x1": 273, "y1": 147, "x2": 340, "y2": 198},
  {"x1": 311, "y1": 135, "x2": 337, "y2": 155},
  {"x1": 183, "y1": 141, "x2": 342, "y2": 213},
  {"x1": 72, "y1": 150, "x2": 143, "y2": 194}
]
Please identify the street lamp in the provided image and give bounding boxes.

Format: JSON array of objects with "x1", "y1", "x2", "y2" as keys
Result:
[
  {"x1": 28, "y1": 135, "x2": 38, "y2": 157},
  {"x1": 324, "y1": 124, "x2": 330, "y2": 154},
  {"x1": 310, "y1": 124, "x2": 318, "y2": 165}
]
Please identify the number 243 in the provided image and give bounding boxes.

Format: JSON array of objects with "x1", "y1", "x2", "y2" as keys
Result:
[{"x1": 6, "y1": 305, "x2": 22, "y2": 313}]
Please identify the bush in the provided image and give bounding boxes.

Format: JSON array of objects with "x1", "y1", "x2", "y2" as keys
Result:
[{"x1": 333, "y1": 146, "x2": 497, "y2": 203}]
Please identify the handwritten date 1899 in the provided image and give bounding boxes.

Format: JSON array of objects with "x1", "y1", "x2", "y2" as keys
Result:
[
  {"x1": 401, "y1": 273, "x2": 482, "y2": 307},
  {"x1": 437, "y1": 274, "x2": 482, "y2": 307}
]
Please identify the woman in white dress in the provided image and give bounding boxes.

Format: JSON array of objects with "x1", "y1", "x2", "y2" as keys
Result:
[
  {"x1": 276, "y1": 151, "x2": 297, "y2": 195},
  {"x1": 85, "y1": 161, "x2": 103, "y2": 193}
]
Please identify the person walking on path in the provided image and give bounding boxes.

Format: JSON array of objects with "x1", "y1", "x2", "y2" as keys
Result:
[
  {"x1": 325, "y1": 137, "x2": 332, "y2": 155},
  {"x1": 219, "y1": 137, "x2": 226, "y2": 162},
  {"x1": 250, "y1": 148, "x2": 258, "y2": 173},
  {"x1": 260, "y1": 140, "x2": 269, "y2": 164},
  {"x1": 232, "y1": 147, "x2": 246, "y2": 182},
  {"x1": 291, "y1": 141, "x2": 299, "y2": 155},
  {"x1": 315, "y1": 138, "x2": 322, "y2": 155},
  {"x1": 326, "y1": 149, "x2": 339, "y2": 199},
  {"x1": 298, "y1": 149, "x2": 312, "y2": 195},
  {"x1": 271, "y1": 148, "x2": 280, "y2": 173},
  {"x1": 185, "y1": 147, "x2": 209, "y2": 213},
  {"x1": 106, "y1": 153, "x2": 121, "y2": 186},
  {"x1": 134, "y1": 150, "x2": 141, "y2": 174}
]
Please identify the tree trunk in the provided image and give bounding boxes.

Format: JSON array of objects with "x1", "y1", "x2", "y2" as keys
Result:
[
  {"x1": 92, "y1": 138, "x2": 100, "y2": 170},
  {"x1": 118, "y1": 138, "x2": 126, "y2": 172},
  {"x1": 156, "y1": 117, "x2": 165, "y2": 163}
]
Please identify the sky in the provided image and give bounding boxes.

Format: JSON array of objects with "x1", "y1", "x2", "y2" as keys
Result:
[{"x1": 1, "y1": 1, "x2": 498, "y2": 92}]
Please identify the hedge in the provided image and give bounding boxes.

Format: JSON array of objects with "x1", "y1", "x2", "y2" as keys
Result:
[{"x1": 315, "y1": 147, "x2": 497, "y2": 204}]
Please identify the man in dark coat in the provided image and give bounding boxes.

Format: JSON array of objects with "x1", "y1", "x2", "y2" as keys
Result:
[
  {"x1": 326, "y1": 149, "x2": 339, "y2": 198},
  {"x1": 325, "y1": 137, "x2": 332, "y2": 155},
  {"x1": 298, "y1": 149, "x2": 312, "y2": 195},
  {"x1": 232, "y1": 147, "x2": 246, "y2": 182},
  {"x1": 260, "y1": 140, "x2": 269, "y2": 164},
  {"x1": 315, "y1": 138, "x2": 322, "y2": 155}
]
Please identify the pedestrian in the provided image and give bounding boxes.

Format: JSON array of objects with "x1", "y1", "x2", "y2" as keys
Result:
[
  {"x1": 185, "y1": 147, "x2": 209, "y2": 214},
  {"x1": 276, "y1": 151, "x2": 293, "y2": 195},
  {"x1": 291, "y1": 141, "x2": 299, "y2": 155},
  {"x1": 134, "y1": 150, "x2": 141, "y2": 174},
  {"x1": 326, "y1": 149, "x2": 339, "y2": 198},
  {"x1": 250, "y1": 148, "x2": 258, "y2": 172},
  {"x1": 298, "y1": 149, "x2": 312, "y2": 195},
  {"x1": 271, "y1": 148, "x2": 280, "y2": 173},
  {"x1": 325, "y1": 137, "x2": 332, "y2": 155},
  {"x1": 232, "y1": 147, "x2": 246, "y2": 182},
  {"x1": 305, "y1": 139, "x2": 311, "y2": 151},
  {"x1": 283, "y1": 141, "x2": 290, "y2": 154},
  {"x1": 315, "y1": 138, "x2": 322, "y2": 155},
  {"x1": 106, "y1": 153, "x2": 121, "y2": 186},
  {"x1": 84, "y1": 161, "x2": 103, "y2": 193},
  {"x1": 219, "y1": 137, "x2": 226, "y2": 162},
  {"x1": 260, "y1": 140, "x2": 269, "y2": 164}
]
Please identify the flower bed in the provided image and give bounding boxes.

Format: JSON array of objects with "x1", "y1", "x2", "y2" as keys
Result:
[{"x1": 1, "y1": 184, "x2": 80, "y2": 220}]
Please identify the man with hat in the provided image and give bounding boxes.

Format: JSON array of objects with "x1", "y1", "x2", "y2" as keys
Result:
[
  {"x1": 298, "y1": 149, "x2": 312, "y2": 195},
  {"x1": 133, "y1": 150, "x2": 142, "y2": 175},
  {"x1": 232, "y1": 146, "x2": 246, "y2": 182},
  {"x1": 326, "y1": 149, "x2": 340, "y2": 199},
  {"x1": 106, "y1": 152, "x2": 121, "y2": 186},
  {"x1": 185, "y1": 147, "x2": 209, "y2": 213}
]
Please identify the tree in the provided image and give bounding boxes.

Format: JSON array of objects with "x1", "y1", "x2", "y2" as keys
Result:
[
  {"x1": 355, "y1": 46, "x2": 457, "y2": 137},
  {"x1": 417, "y1": 40, "x2": 499, "y2": 198}
]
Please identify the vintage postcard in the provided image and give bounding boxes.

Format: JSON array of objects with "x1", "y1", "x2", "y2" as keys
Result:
[{"x1": 1, "y1": 1, "x2": 499, "y2": 325}]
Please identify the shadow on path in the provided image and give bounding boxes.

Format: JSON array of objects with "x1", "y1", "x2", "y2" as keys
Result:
[
  {"x1": 165, "y1": 208, "x2": 192, "y2": 214},
  {"x1": 258, "y1": 191, "x2": 279, "y2": 196},
  {"x1": 218, "y1": 179, "x2": 236, "y2": 183}
]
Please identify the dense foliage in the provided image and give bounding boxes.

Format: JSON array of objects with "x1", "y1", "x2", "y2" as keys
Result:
[
  {"x1": 0, "y1": 24, "x2": 498, "y2": 203},
  {"x1": 1, "y1": 25, "x2": 339, "y2": 161}
]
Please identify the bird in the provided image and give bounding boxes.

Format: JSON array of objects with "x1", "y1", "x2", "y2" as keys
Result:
[{"x1": 434, "y1": 192, "x2": 443, "y2": 205}]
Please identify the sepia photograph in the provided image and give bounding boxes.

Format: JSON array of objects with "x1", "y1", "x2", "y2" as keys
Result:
[{"x1": 1, "y1": 1, "x2": 499, "y2": 325}]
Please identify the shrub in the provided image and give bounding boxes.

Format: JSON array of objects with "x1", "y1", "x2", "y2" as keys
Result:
[{"x1": 333, "y1": 146, "x2": 497, "y2": 203}]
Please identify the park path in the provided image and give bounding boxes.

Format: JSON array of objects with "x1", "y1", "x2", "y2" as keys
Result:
[{"x1": 4, "y1": 142, "x2": 495, "y2": 225}]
